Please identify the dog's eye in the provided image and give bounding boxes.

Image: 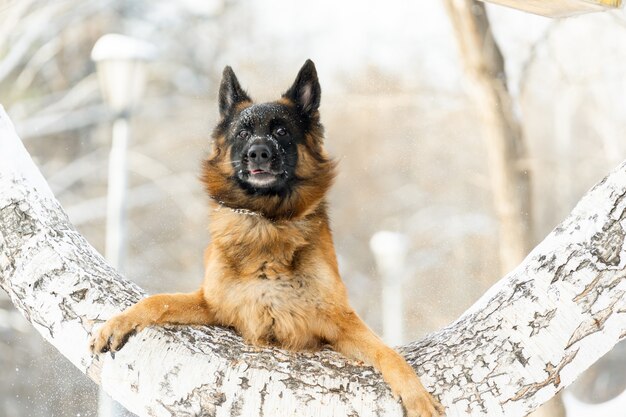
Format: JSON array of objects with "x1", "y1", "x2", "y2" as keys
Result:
[
  {"x1": 275, "y1": 127, "x2": 287, "y2": 137},
  {"x1": 238, "y1": 130, "x2": 251, "y2": 140}
]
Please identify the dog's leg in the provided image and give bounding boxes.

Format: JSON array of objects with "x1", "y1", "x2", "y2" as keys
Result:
[
  {"x1": 90, "y1": 290, "x2": 214, "y2": 354},
  {"x1": 331, "y1": 311, "x2": 444, "y2": 417}
]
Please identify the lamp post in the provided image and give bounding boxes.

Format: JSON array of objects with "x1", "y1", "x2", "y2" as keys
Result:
[
  {"x1": 369, "y1": 231, "x2": 410, "y2": 346},
  {"x1": 92, "y1": 34, "x2": 155, "y2": 273},
  {"x1": 91, "y1": 33, "x2": 155, "y2": 417}
]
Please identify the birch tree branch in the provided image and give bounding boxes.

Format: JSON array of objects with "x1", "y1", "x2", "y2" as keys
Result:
[{"x1": 0, "y1": 105, "x2": 624, "y2": 417}]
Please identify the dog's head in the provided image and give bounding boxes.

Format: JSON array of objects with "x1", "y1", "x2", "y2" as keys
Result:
[{"x1": 202, "y1": 60, "x2": 336, "y2": 219}]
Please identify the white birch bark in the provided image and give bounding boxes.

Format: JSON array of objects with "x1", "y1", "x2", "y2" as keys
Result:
[{"x1": 0, "y1": 105, "x2": 624, "y2": 417}]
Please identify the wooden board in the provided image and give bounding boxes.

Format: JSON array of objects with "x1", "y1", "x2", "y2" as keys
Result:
[{"x1": 482, "y1": 0, "x2": 622, "y2": 17}]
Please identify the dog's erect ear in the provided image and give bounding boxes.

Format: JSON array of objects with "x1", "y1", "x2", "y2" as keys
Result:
[
  {"x1": 283, "y1": 59, "x2": 321, "y2": 115},
  {"x1": 219, "y1": 66, "x2": 251, "y2": 118}
]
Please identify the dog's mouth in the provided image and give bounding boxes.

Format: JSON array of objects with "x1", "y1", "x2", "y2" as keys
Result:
[
  {"x1": 250, "y1": 168, "x2": 270, "y2": 175},
  {"x1": 245, "y1": 169, "x2": 279, "y2": 187}
]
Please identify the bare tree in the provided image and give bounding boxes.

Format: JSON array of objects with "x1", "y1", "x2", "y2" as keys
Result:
[
  {"x1": 443, "y1": 0, "x2": 532, "y2": 276},
  {"x1": 1, "y1": 103, "x2": 625, "y2": 417}
]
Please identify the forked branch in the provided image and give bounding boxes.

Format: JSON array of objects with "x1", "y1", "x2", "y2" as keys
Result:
[{"x1": 0, "y1": 106, "x2": 624, "y2": 417}]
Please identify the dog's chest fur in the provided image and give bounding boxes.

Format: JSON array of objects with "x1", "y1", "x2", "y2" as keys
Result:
[{"x1": 203, "y1": 209, "x2": 335, "y2": 350}]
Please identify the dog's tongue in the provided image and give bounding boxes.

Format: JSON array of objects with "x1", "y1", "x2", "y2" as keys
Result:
[{"x1": 251, "y1": 169, "x2": 268, "y2": 175}]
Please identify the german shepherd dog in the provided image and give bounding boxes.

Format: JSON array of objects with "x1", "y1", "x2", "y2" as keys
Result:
[{"x1": 90, "y1": 60, "x2": 443, "y2": 417}]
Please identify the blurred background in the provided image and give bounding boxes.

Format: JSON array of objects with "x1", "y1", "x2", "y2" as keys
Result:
[{"x1": 0, "y1": 0, "x2": 624, "y2": 416}]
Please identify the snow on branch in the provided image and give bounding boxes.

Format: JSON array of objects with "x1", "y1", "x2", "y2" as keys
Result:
[{"x1": 0, "y1": 105, "x2": 624, "y2": 417}]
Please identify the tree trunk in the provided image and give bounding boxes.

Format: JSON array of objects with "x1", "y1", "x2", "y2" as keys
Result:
[
  {"x1": 444, "y1": 0, "x2": 532, "y2": 275},
  {"x1": 0, "y1": 106, "x2": 624, "y2": 417}
]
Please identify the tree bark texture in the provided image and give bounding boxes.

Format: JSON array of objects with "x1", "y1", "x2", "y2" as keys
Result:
[
  {"x1": 0, "y1": 105, "x2": 624, "y2": 417},
  {"x1": 444, "y1": 0, "x2": 533, "y2": 275}
]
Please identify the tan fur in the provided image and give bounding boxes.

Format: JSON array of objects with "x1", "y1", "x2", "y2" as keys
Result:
[{"x1": 90, "y1": 98, "x2": 443, "y2": 416}]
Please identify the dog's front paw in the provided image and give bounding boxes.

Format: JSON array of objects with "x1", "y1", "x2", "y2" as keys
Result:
[
  {"x1": 89, "y1": 314, "x2": 142, "y2": 355},
  {"x1": 400, "y1": 388, "x2": 445, "y2": 417}
]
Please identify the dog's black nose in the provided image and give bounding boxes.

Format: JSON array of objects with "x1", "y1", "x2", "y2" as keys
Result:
[{"x1": 247, "y1": 143, "x2": 272, "y2": 164}]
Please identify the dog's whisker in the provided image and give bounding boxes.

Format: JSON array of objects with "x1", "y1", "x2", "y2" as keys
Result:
[{"x1": 220, "y1": 160, "x2": 242, "y2": 166}]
